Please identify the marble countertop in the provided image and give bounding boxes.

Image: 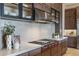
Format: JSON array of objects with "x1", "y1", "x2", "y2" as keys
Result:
[{"x1": 0, "y1": 43, "x2": 42, "y2": 56}]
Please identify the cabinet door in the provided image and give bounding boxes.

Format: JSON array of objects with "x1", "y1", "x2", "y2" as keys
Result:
[
  {"x1": 46, "y1": 4, "x2": 52, "y2": 7},
  {"x1": 77, "y1": 36, "x2": 79, "y2": 49},
  {"x1": 34, "y1": 3, "x2": 43, "y2": 10},
  {"x1": 3, "y1": 3, "x2": 19, "y2": 17},
  {"x1": 41, "y1": 45, "x2": 50, "y2": 56},
  {"x1": 51, "y1": 3, "x2": 62, "y2": 12},
  {"x1": 44, "y1": 4, "x2": 51, "y2": 13},
  {"x1": 22, "y1": 3, "x2": 32, "y2": 19},
  {"x1": 51, "y1": 43, "x2": 56, "y2": 56},
  {"x1": 44, "y1": 49, "x2": 50, "y2": 56},
  {"x1": 65, "y1": 8, "x2": 76, "y2": 29},
  {"x1": 55, "y1": 43, "x2": 59, "y2": 56},
  {"x1": 34, "y1": 3, "x2": 51, "y2": 13},
  {"x1": 51, "y1": 43, "x2": 58, "y2": 56},
  {"x1": 68, "y1": 37, "x2": 77, "y2": 48},
  {"x1": 77, "y1": 7, "x2": 79, "y2": 20},
  {"x1": 65, "y1": 9, "x2": 70, "y2": 29},
  {"x1": 69, "y1": 8, "x2": 76, "y2": 29},
  {"x1": 57, "y1": 43, "x2": 62, "y2": 56},
  {"x1": 35, "y1": 8, "x2": 45, "y2": 20}
]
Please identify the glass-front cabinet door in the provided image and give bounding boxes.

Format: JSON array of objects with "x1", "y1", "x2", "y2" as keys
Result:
[
  {"x1": 22, "y1": 3, "x2": 32, "y2": 19},
  {"x1": 4, "y1": 3, "x2": 19, "y2": 17},
  {"x1": 0, "y1": 3, "x2": 33, "y2": 21}
]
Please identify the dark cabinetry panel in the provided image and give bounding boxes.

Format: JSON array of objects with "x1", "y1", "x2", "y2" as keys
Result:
[
  {"x1": 65, "y1": 8, "x2": 76, "y2": 29},
  {"x1": 67, "y1": 37, "x2": 77, "y2": 48},
  {"x1": 16, "y1": 39, "x2": 67, "y2": 56},
  {"x1": 77, "y1": 36, "x2": 79, "y2": 49},
  {"x1": 51, "y1": 3, "x2": 62, "y2": 12},
  {"x1": 77, "y1": 7, "x2": 79, "y2": 19},
  {"x1": 34, "y1": 3, "x2": 51, "y2": 13},
  {"x1": 41, "y1": 45, "x2": 51, "y2": 56},
  {"x1": 61, "y1": 40, "x2": 67, "y2": 55}
]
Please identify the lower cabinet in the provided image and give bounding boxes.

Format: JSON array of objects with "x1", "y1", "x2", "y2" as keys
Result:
[
  {"x1": 53, "y1": 42, "x2": 58, "y2": 56},
  {"x1": 41, "y1": 45, "x2": 51, "y2": 56},
  {"x1": 51, "y1": 40, "x2": 67, "y2": 56},
  {"x1": 67, "y1": 37, "x2": 77, "y2": 48},
  {"x1": 17, "y1": 40, "x2": 67, "y2": 56},
  {"x1": 60, "y1": 40, "x2": 67, "y2": 55},
  {"x1": 51, "y1": 42, "x2": 60, "y2": 56}
]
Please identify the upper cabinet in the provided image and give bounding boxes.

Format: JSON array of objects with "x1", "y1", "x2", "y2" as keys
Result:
[
  {"x1": 34, "y1": 3, "x2": 51, "y2": 13},
  {"x1": 51, "y1": 3, "x2": 62, "y2": 12},
  {"x1": 22, "y1": 3, "x2": 33, "y2": 19},
  {"x1": 3, "y1": 3, "x2": 18, "y2": 17},
  {"x1": 0, "y1": 3, "x2": 33, "y2": 20},
  {"x1": 0, "y1": 3, "x2": 61, "y2": 23},
  {"x1": 65, "y1": 8, "x2": 76, "y2": 29},
  {"x1": 34, "y1": 3, "x2": 52, "y2": 23}
]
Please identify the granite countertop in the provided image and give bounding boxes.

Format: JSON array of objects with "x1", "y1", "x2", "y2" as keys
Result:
[{"x1": 0, "y1": 43, "x2": 42, "y2": 56}]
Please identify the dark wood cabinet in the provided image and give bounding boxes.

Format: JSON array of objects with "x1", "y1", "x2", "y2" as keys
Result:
[
  {"x1": 57, "y1": 43, "x2": 62, "y2": 56},
  {"x1": 51, "y1": 3, "x2": 62, "y2": 12},
  {"x1": 34, "y1": 3, "x2": 51, "y2": 13},
  {"x1": 34, "y1": 3, "x2": 43, "y2": 11},
  {"x1": 60, "y1": 40, "x2": 67, "y2": 55},
  {"x1": 41, "y1": 45, "x2": 50, "y2": 56},
  {"x1": 77, "y1": 7, "x2": 79, "y2": 19},
  {"x1": 67, "y1": 37, "x2": 77, "y2": 48},
  {"x1": 53, "y1": 42, "x2": 58, "y2": 56},
  {"x1": 16, "y1": 39, "x2": 67, "y2": 56},
  {"x1": 77, "y1": 36, "x2": 79, "y2": 49},
  {"x1": 65, "y1": 8, "x2": 76, "y2": 29},
  {"x1": 46, "y1": 4, "x2": 52, "y2": 7},
  {"x1": 51, "y1": 43, "x2": 55, "y2": 56}
]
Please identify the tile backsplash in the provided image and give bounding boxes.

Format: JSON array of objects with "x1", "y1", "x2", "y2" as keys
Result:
[{"x1": 0, "y1": 19, "x2": 55, "y2": 49}]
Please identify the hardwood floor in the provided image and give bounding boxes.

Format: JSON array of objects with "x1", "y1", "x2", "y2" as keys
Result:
[{"x1": 64, "y1": 48, "x2": 79, "y2": 56}]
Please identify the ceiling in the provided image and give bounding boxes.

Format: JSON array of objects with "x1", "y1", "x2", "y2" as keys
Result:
[{"x1": 64, "y1": 3, "x2": 79, "y2": 9}]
